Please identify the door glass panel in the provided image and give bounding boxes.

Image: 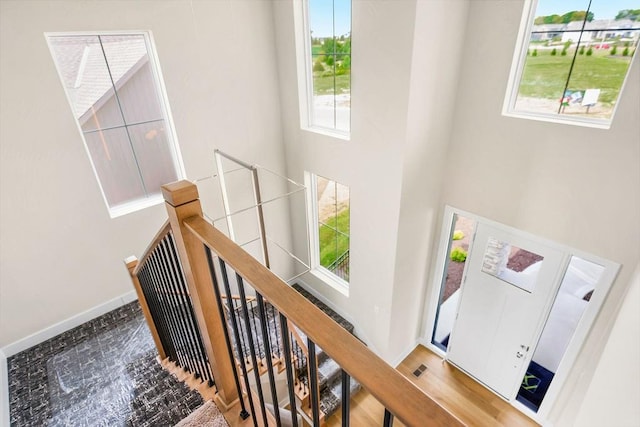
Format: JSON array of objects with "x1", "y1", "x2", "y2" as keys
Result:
[
  {"x1": 431, "y1": 214, "x2": 476, "y2": 351},
  {"x1": 516, "y1": 256, "x2": 605, "y2": 412},
  {"x1": 481, "y1": 238, "x2": 544, "y2": 292}
]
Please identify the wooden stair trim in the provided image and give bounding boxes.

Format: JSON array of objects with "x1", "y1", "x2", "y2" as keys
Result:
[{"x1": 185, "y1": 215, "x2": 464, "y2": 426}]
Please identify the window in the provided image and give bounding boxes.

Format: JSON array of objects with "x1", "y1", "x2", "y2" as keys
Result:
[
  {"x1": 46, "y1": 32, "x2": 184, "y2": 217},
  {"x1": 308, "y1": 173, "x2": 350, "y2": 288},
  {"x1": 305, "y1": 0, "x2": 351, "y2": 135},
  {"x1": 504, "y1": 0, "x2": 640, "y2": 128}
]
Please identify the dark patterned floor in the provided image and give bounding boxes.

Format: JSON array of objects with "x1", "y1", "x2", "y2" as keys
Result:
[{"x1": 7, "y1": 301, "x2": 203, "y2": 426}]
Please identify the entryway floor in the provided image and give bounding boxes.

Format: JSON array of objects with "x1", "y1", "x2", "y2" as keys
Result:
[{"x1": 396, "y1": 345, "x2": 540, "y2": 426}]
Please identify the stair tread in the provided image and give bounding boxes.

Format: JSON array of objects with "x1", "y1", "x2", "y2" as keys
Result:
[{"x1": 292, "y1": 284, "x2": 355, "y2": 334}]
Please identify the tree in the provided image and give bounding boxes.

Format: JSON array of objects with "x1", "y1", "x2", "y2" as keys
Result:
[
  {"x1": 586, "y1": 47, "x2": 593, "y2": 56},
  {"x1": 579, "y1": 45, "x2": 585, "y2": 55},
  {"x1": 551, "y1": 48, "x2": 557, "y2": 55},
  {"x1": 532, "y1": 49, "x2": 538, "y2": 56},
  {"x1": 562, "y1": 11, "x2": 593, "y2": 23},
  {"x1": 313, "y1": 59, "x2": 324, "y2": 72},
  {"x1": 611, "y1": 46, "x2": 618, "y2": 55},
  {"x1": 615, "y1": 9, "x2": 640, "y2": 21},
  {"x1": 623, "y1": 47, "x2": 630, "y2": 56},
  {"x1": 536, "y1": 10, "x2": 594, "y2": 25}
]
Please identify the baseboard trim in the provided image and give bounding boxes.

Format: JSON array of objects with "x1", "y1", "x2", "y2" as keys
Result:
[
  {"x1": 1, "y1": 348, "x2": 9, "y2": 427},
  {"x1": 1, "y1": 290, "x2": 137, "y2": 357}
]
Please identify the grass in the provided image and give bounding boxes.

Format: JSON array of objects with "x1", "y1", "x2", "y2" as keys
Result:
[
  {"x1": 519, "y1": 48, "x2": 633, "y2": 105},
  {"x1": 313, "y1": 72, "x2": 350, "y2": 95},
  {"x1": 319, "y1": 208, "x2": 350, "y2": 267}
]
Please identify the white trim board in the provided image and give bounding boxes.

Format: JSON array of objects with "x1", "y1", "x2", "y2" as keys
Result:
[
  {"x1": 1, "y1": 348, "x2": 9, "y2": 427},
  {"x1": 1, "y1": 290, "x2": 137, "y2": 357}
]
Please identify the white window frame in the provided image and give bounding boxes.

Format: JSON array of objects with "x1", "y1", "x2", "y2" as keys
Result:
[
  {"x1": 423, "y1": 205, "x2": 620, "y2": 424},
  {"x1": 295, "y1": 0, "x2": 351, "y2": 140},
  {"x1": 502, "y1": 0, "x2": 639, "y2": 129},
  {"x1": 45, "y1": 30, "x2": 185, "y2": 218},
  {"x1": 305, "y1": 172, "x2": 350, "y2": 296}
]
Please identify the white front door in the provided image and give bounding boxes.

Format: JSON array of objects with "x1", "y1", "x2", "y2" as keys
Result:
[{"x1": 447, "y1": 222, "x2": 567, "y2": 399}]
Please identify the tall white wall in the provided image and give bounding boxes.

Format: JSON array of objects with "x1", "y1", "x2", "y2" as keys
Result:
[
  {"x1": 0, "y1": 0, "x2": 284, "y2": 348},
  {"x1": 388, "y1": 0, "x2": 470, "y2": 360},
  {"x1": 439, "y1": 1, "x2": 640, "y2": 424},
  {"x1": 273, "y1": 0, "x2": 470, "y2": 359}
]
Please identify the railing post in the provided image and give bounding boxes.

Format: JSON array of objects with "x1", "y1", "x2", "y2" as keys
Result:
[
  {"x1": 125, "y1": 256, "x2": 166, "y2": 360},
  {"x1": 161, "y1": 180, "x2": 239, "y2": 408}
]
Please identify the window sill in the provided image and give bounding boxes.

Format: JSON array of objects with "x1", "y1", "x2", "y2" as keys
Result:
[
  {"x1": 303, "y1": 125, "x2": 351, "y2": 141},
  {"x1": 502, "y1": 109, "x2": 612, "y2": 130},
  {"x1": 108, "y1": 193, "x2": 165, "y2": 218},
  {"x1": 310, "y1": 267, "x2": 349, "y2": 297}
]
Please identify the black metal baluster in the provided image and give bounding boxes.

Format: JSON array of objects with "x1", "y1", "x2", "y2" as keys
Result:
[
  {"x1": 308, "y1": 340, "x2": 321, "y2": 426},
  {"x1": 342, "y1": 369, "x2": 350, "y2": 427},
  {"x1": 138, "y1": 266, "x2": 173, "y2": 360},
  {"x1": 280, "y1": 314, "x2": 300, "y2": 427},
  {"x1": 236, "y1": 273, "x2": 269, "y2": 427},
  {"x1": 148, "y1": 250, "x2": 188, "y2": 371},
  {"x1": 140, "y1": 264, "x2": 178, "y2": 364},
  {"x1": 164, "y1": 237, "x2": 213, "y2": 385},
  {"x1": 167, "y1": 234, "x2": 215, "y2": 387},
  {"x1": 150, "y1": 248, "x2": 195, "y2": 374},
  {"x1": 205, "y1": 246, "x2": 249, "y2": 419},
  {"x1": 256, "y1": 293, "x2": 281, "y2": 426},
  {"x1": 383, "y1": 409, "x2": 394, "y2": 427},
  {"x1": 158, "y1": 239, "x2": 203, "y2": 382},
  {"x1": 219, "y1": 260, "x2": 257, "y2": 427}
]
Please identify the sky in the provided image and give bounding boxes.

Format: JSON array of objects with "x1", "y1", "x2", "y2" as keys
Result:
[
  {"x1": 535, "y1": 0, "x2": 640, "y2": 20},
  {"x1": 309, "y1": 0, "x2": 351, "y2": 38}
]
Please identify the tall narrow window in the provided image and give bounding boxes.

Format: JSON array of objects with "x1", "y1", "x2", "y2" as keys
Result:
[
  {"x1": 309, "y1": 174, "x2": 350, "y2": 287},
  {"x1": 504, "y1": 0, "x2": 640, "y2": 128},
  {"x1": 307, "y1": 0, "x2": 351, "y2": 134},
  {"x1": 47, "y1": 32, "x2": 184, "y2": 217}
]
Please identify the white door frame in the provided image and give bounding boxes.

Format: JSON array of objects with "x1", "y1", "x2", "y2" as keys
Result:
[{"x1": 422, "y1": 205, "x2": 620, "y2": 423}]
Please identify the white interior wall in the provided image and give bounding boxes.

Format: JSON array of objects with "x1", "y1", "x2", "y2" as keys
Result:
[
  {"x1": 574, "y1": 262, "x2": 640, "y2": 427},
  {"x1": 438, "y1": 1, "x2": 640, "y2": 424},
  {"x1": 388, "y1": 0, "x2": 470, "y2": 360},
  {"x1": 0, "y1": 0, "x2": 285, "y2": 348},
  {"x1": 274, "y1": 0, "x2": 420, "y2": 358}
]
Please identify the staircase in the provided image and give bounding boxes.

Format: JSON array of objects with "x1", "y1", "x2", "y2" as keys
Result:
[{"x1": 224, "y1": 283, "x2": 361, "y2": 424}]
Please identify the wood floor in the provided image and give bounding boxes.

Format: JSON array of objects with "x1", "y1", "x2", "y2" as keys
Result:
[
  {"x1": 331, "y1": 344, "x2": 539, "y2": 427},
  {"x1": 189, "y1": 344, "x2": 539, "y2": 426}
]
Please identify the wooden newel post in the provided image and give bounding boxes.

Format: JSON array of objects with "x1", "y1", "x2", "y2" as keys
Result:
[
  {"x1": 161, "y1": 180, "x2": 239, "y2": 408},
  {"x1": 125, "y1": 256, "x2": 167, "y2": 360}
]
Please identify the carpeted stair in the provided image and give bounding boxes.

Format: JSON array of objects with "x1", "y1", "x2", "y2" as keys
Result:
[
  {"x1": 125, "y1": 350, "x2": 206, "y2": 426},
  {"x1": 224, "y1": 283, "x2": 362, "y2": 421},
  {"x1": 291, "y1": 284, "x2": 361, "y2": 419}
]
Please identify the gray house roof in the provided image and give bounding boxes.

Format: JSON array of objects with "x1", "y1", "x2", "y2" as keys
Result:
[{"x1": 48, "y1": 35, "x2": 147, "y2": 121}]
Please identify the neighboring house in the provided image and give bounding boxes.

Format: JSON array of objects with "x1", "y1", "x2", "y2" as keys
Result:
[{"x1": 530, "y1": 19, "x2": 640, "y2": 44}]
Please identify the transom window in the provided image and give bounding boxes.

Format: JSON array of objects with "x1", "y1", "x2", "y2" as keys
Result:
[
  {"x1": 305, "y1": 0, "x2": 351, "y2": 135},
  {"x1": 47, "y1": 32, "x2": 184, "y2": 217},
  {"x1": 308, "y1": 173, "x2": 350, "y2": 289},
  {"x1": 504, "y1": 0, "x2": 640, "y2": 128}
]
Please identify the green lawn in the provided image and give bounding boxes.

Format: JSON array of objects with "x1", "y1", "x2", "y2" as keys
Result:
[
  {"x1": 313, "y1": 73, "x2": 351, "y2": 95},
  {"x1": 519, "y1": 49, "x2": 634, "y2": 105},
  {"x1": 319, "y1": 208, "x2": 350, "y2": 267}
]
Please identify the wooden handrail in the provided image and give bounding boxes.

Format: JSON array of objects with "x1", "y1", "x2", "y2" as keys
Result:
[
  {"x1": 132, "y1": 220, "x2": 171, "y2": 276},
  {"x1": 184, "y1": 215, "x2": 464, "y2": 427}
]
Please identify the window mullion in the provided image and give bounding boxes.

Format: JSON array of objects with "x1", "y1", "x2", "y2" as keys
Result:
[{"x1": 98, "y1": 35, "x2": 149, "y2": 197}]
